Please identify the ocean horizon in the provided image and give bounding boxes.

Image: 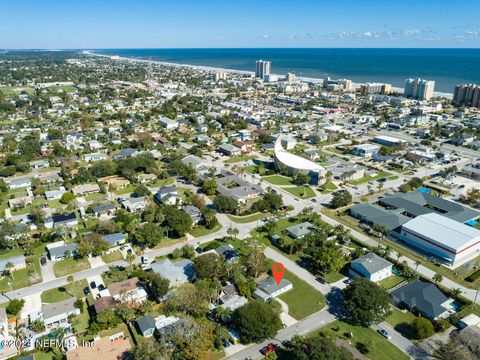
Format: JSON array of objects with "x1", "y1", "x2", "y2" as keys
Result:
[{"x1": 93, "y1": 48, "x2": 480, "y2": 93}]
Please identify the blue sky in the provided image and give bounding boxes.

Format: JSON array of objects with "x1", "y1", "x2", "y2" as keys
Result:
[{"x1": 2, "y1": 0, "x2": 480, "y2": 48}]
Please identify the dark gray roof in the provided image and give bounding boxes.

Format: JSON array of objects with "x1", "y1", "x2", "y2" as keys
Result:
[
  {"x1": 257, "y1": 277, "x2": 292, "y2": 295},
  {"x1": 391, "y1": 281, "x2": 448, "y2": 319},
  {"x1": 379, "y1": 191, "x2": 480, "y2": 223},
  {"x1": 351, "y1": 253, "x2": 392, "y2": 275},
  {"x1": 350, "y1": 203, "x2": 410, "y2": 230},
  {"x1": 137, "y1": 315, "x2": 155, "y2": 333}
]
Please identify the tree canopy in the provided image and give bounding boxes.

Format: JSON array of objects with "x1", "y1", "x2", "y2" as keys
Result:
[{"x1": 233, "y1": 301, "x2": 282, "y2": 343}]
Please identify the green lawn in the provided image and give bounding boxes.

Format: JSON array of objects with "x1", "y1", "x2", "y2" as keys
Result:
[
  {"x1": 0, "y1": 260, "x2": 42, "y2": 292},
  {"x1": 189, "y1": 223, "x2": 222, "y2": 237},
  {"x1": 227, "y1": 212, "x2": 270, "y2": 224},
  {"x1": 41, "y1": 279, "x2": 88, "y2": 303},
  {"x1": 320, "y1": 320, "x2": 410, "y2": 360},
  {"x1": 379, "y1": 275, "x2": 406, "y2": 290},
  {"x1": 225, "y1": 155, "x2": 255, "y2": 164},
  {"x1": 277, "y1": 268, "x2": 326, "y2": 320},
  {"x1": 85, "y1": 192, "x2": 107, "y2": 201},
  {"x1": 263, "y1": 175, "x2": 294, "y2": 186},
  {"x1": 282, "y1": 186, "x2": 316, "y2": 199},
  {"x1": 324, "y1": 272, "x2": 345, "y2": 284},
  {"x1": 349, "y1": 170, "x2": 392, "y2": 185},
  {"x1": 146, "y1": 177, "x2": 175, "y2": 187},
  {"x1": 385, "y1": 308, "x2": 416, "y2": 327},
  {"x1": 320, "y1": 181, "x2": 338, "y2": 193},
  {"x1": 114, "y1": 184, "x2": 137, "y2": 195},
  {"x1": 102, "y1": 251, "x2": 124, "y2": 263},
  {"x1": 53, "y1": 257, "x2": 90, "y2": 277}
]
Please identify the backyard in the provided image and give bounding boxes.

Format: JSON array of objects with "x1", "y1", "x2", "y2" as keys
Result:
[
  {"x1": 282, "y1": 185, "x2": 316, "y2": 199},
  {"x1": 263, "y1": 175, "x2": 294, "y2": 186}
]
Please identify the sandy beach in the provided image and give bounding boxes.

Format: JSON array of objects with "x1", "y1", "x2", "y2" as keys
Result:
[{"x1": 84, "y1": 50, "x2": 453, "y2": 98}]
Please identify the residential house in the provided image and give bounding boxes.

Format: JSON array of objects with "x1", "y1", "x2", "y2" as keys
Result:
[
  {"x1": 7, "y1": 177, "x2": 32, "y2": 189},
  {"x1": 71, "y1": 183, "x2": 100, "y2": 196},
  {"x1": 349, "y1": 253, "x2": 393, "y2": 282},
  {"x1": 102, "y1": 233, "x2": 126, "y2": 247},
  {"x1": 93, "y1": 296, "x2": 116, "y2": 315},
  {"x1": 47, "y1": 241, "x2": 78, "y2": 261},
  {"x1": 151, "y1": 259, "x2": 195, "y2": 287},
  {"x1": 113, "y1": 148, "x2": 138, "y2": 160},
  {"x1": 159, "y1": 116, "x2": 179, "y2": 129},
  {"x1": 0, "y1": 255, "x2": 26, "y2": 275},
  {"x1": 216, "y1": 175, "x2": 263, "y2": 209},
  {"x1": 136, "y1": 315, "x2": 156, "y2": 338},
  {"x1": 253, "y1": 277, "x2": 293, "y2": 301},
  {"x1": 92, "y1": 204, "x2": 117, "y2": 220},
  {"x1": 31, "y1": 297, "x2": 80, "y2": 329},
  {"x1": 122, "y1": 196, "x2": 148, "y2": 213},
  {"x1": 99, "y1": 176, "x2": 130, "y2": 189},
  {"x1": 45, "y1": 187, "x2": 67, "y2": 200},
  {"x1": 181, "y1": 155, "x2": 210, "y2": 171},
  {"x1": 182, "y1": 205, "x2": 202, "y2": 224},
  {"x1": 218, "y1": 283, "x2": 248, "y2": 311},
  {"x1": 84, "y1": 152, "x2": 108, "y2": 162},
  {"x1": 214, "y1": 244, "x2": 239, "y2": 263},
  {"x1": 107, "y1": 277, "x2": 147, "y2": 304},
  {"x1": 218, "y1": 143, "x2": 242, "y2": 157},
  {"x1": 44, "y1": 213, "x2": 78, "y2": 229},
  {"x1": 154, "y1": 186, "x2": 180, "y2": 205},
  {"x1": 286, "y1": 222, "x2": 316, "y2": 239},
  {"x1": 391, "y1": 281, "x2": 454, "y2": 320}
]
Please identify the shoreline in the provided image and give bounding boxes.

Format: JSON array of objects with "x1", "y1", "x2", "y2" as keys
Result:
[{"x1": 84, "y1": 50, "x2": 453, "y2": 98}]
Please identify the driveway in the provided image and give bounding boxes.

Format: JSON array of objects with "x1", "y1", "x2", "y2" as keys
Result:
[
  {"x1": 40, "y1": 259, "x2": 56, "y2": 282},
  {"x1": 86, "y1": 275, "x2": 104, "y2": 298},
  {"x1": 88, "y1": 255, "x2": 106, "y2": 268}
]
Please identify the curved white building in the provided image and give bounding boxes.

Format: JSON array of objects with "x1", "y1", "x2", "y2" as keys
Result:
[{"x1": 273, "y1": 136, "x2": 326, "y2": 185}]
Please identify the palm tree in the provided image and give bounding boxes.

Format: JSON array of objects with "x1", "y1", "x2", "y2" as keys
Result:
[
  {"x1": 227, "y1": 227, "x2": 239, "y2": 240},
  {"x1": 414, "y1": 261, "x2": 420, "y2": 271},
  {"x1": 451, "y1": 288, "x2": 461, "y2": 298},
  {"x1": 432, "y1": 273, "x2": 443, "y2": 285},
  {"x1": 4, "y1": 262, "x2": 14, "y2": 279},
  {"x1": 126, "y1": 253, "x2": 136, "y2": 270}
]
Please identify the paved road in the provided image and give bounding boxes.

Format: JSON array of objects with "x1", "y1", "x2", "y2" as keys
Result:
[
  {"x1": 224, "y1": 307, "x2": 337, "y2": 360},
  {"x1": 372, "y1": 322, "x2": 433, "y2": 360}
]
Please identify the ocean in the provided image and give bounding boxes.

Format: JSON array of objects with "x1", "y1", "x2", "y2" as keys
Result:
[{"x1": 93, "y1": 48, "x2": 480, "y2": 93}]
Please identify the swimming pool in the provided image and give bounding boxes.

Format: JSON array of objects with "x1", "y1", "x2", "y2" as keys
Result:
[{"x1": 449, "y1": 300, "x2": 462, "y2": 312}]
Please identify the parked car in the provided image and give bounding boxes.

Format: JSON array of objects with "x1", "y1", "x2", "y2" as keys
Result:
[
  {"x1": 98, "y1": 284, "x2": 106, "y2": 291},
  {"x1": 377, "y1": 329, "x2": 392, "y2": 339},
  {"x1": 83, "y1": 287, "x2": 90, "y2": 296},
  {"x1": 40, "y1": 257, "x2": 47, "y2": 266},
  {"x1": 90, "y1": 281, "x2": 97, "y2": 289},
  {"x1": 260, "y1": 344, "x2": 279, "y2": 355}
]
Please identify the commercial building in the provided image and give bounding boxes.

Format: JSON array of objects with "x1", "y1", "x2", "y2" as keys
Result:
[
  {"x1": 404, "y1": 78, "x2": 435, "y2": 101},
  {"x1": 453, "y1": 84, "x2": 480, "y2": 108},
  {"x1": 255, "y1": 60, "x2": 271, "y2": 79},
  {"x1": 214, "y1": 71, "x2": 227, "y2": 81},
  {"x1": 273, "y1": 136, "x2": 326, "y2": 185},
  {"x1": 360, "y1": 82, "x2": 391, "y2": 95},
  {"x1": 350, "y1": 144, "x2": 380, "y2": 158},
  {"x1": 286, "y1": 72, "x2": 296, "y2": 83},
  {"x1": 397, "y1": 213, "x2": 480, "y2": 267},
  {"x1": 372, "y1": 135, "x2": 405, "y2": 147}
]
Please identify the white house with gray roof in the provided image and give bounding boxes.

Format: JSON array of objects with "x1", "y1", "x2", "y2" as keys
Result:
[
  {"x1": 253, "y1": 277, "x2": 293, "y2": 301},
  {"x1": 286, "y1": 222, "x2": 316, "y2": 239},
  {"x1": 350, "y1": 253, "x2": 393, "y2": 282},
  {"x1": 150, "y1": 259, "x2": 195, "y2": 287}
]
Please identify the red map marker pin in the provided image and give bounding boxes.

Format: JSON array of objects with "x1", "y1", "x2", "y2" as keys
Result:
[{"x1": 272, "y1": 262, "x2": 285, "y2": 285}]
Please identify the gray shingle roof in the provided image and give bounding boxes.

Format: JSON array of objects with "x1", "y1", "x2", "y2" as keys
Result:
[
  {"x1": 350, "y1": 203, "x2": 410, "y2": 230},
  {"x1": 379, "y1": 191, "x2": 480, "y2": 223},
  {"x1": 391, "y1": 281, "x2": 448, "y2": 319},
  {"x1": 351, "y1": 253, "x2": 392, "y2": 275}
]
